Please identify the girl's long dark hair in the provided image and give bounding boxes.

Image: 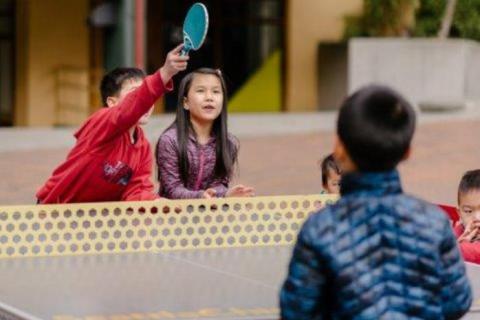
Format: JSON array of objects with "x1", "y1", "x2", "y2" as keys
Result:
[{"x1": 162, "y1": 68, "x2": 237, "y2": 185}]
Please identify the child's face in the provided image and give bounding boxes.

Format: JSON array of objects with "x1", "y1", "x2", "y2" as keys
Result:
[
  {"x1": 324, "y1": 169, "x2": 341, "y2": 194},
  {"x1": 458, "y1": 189, "x2": 480, "y2": 226},
  {"x1": 184, "y1": 74, "x2": 224, "y2": 124},
  {"x1": 109, "y1": 77, "x2": 153, "y2": 125}
]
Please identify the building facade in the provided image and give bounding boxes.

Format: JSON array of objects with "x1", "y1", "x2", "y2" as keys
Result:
[{"x1": 0, "y1": 0, "x2": 361, "y2": 127}]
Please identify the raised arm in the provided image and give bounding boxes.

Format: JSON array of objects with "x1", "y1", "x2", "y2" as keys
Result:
[{"x1": 85, "y1": 45, "x2": 188, "y2": 146}]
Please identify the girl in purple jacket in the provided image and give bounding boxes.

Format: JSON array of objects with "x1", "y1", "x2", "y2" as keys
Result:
[{"x1": 156, "y1": 68, "x2": 254, "y2": 199}]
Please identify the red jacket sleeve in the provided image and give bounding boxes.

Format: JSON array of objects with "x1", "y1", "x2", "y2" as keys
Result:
[
  {"x1": 121, "y1": 144, "x2": 158, "y2": 201},
  {"x1": 458, "y1": 242, "x2": 480, "y2": 264},
  {"x1": 453, "y1": 224, "x2": 480, "y2": 264},
  {"x1": 76, "y1": 71, "x2": 173, "y2": 147}
]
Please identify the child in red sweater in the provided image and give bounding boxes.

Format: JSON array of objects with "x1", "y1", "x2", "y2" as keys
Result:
[
  {"x1": 454, "y1": 169, "x2": 480, "y2": 264},
  {"x1": 37, "y1": 44, "x2": 188, "y2": 204}
]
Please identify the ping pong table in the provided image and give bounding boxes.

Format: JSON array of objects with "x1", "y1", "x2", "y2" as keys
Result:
[
  {"x1": 0, "y1": 246, "x2": 289, "y2": 320},
  {"x1": 0, "y1": 196, "x2": 478, "y2": 320}
]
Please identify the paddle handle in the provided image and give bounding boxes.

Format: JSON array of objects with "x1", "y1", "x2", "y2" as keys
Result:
[{"x1": 181, "y1": 37, "x2": 193, "y2": 56}]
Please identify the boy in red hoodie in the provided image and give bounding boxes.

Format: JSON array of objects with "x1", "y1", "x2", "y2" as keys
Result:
[
  {"x1": 454, "y1": 169, "x2": 480, "y2": 264},
  {"x1": 37, "y1": 44, "x2": 188, "y2": 204}
]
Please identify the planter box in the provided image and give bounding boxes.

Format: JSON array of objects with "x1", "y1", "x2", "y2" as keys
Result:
[{"x1": 349, "y1": 38, "x2": 480, "y2": 110}]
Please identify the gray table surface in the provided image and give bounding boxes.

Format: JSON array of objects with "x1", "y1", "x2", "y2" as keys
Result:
[
  {"x1": 0, "y1": 245, "x2": 478, "y2": 320},
  {"x1": 0, "y1": 246, "x2": 291, "y2": 320}
]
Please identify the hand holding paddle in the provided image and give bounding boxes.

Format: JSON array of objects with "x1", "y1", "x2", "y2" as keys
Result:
[{"x1": 159, "y1": 44, "x2": 189, "y2": 84}]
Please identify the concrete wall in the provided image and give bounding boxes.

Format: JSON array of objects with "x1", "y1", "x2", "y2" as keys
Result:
[
  {"x1": 285, "y1": 0, "x2": 362, "y2": 111},
  {"x1": 349, "y1": 38, "x2": 480, "y2": 108},
  {"x1": 465, "y1": 42, "x2": 480, "y2": 102},
  {"x1": 15, "y1": 0, "x2": 89, "y2": 126}
]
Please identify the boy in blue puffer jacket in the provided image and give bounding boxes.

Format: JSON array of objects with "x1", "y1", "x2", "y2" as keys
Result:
[{"x1": 280, "y1": 85, "x2": 472, "y2": 319}]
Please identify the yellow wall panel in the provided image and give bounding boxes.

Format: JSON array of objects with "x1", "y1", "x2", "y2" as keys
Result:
[
  {"x1": 20, "y1": 0, "x2": 89, "y2": 126},
  {"x1": 285, "y1": 0, "x2": 362, "y2": 111}
]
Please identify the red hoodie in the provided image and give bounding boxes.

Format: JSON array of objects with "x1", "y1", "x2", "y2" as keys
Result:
[
  {"x1": 453, "y1": 224, "x2": 480, "y2": 264},
  {"x1": 36, "y1": 71, "x2": 172, "y2": 204}
]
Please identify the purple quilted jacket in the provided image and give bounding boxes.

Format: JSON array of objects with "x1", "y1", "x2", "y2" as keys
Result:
[{"x1": 156, "y1": 126, "x2": 235, "y2": 199}]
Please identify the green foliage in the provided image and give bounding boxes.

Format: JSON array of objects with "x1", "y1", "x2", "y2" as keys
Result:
[
  {"x1": 343, "y1": 15, "x2": 368, "y2": 38},
  {"x1": 363, "y1": 0, "x2": 417, "y2": 36},
  {"x1": 412, "y1": 0, "x2": 443, "y2": 37},
  {"x1": 344, "y1": 0, "x2": 480, "y2": 41},
  {"x1": 454, "y1": 0, "x2": 480, "y2": 41},
  {"x1": 343, "y1": 0, "x2": 418, "y2": 39}
]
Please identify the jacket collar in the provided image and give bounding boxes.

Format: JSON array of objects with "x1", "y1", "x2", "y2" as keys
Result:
[
  {"x1": 188, "y1": 130, "x2": 216, "y2": 145},
  {"x1": 340, "y1": 169, "x2": 403, "y2": 197}
]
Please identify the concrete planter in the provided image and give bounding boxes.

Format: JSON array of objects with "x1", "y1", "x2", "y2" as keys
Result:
[{"x1": 349, "y1": 38, "x2": 480, "y2": 111}]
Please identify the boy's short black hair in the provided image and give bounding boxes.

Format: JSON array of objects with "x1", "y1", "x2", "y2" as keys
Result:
[
  {"x1": 100, "y1": 67, "x2": 146, "y2": 106},
  {"x1": 321, "y1": 154, "x2": 341, "y2": 186},
  {"x1": 458, "y1": 169, "x2": 480, "y2": 202},
  {"x1": 337, "y1": 85, "x2": 416, "y2": 171}
]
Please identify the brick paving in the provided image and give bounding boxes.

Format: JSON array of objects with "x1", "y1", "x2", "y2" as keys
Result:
[{"x1": 0, "y1": 118, "x2": 479, "y2": 206}]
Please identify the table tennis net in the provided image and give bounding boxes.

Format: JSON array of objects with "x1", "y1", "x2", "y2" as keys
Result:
[{"x1": 0, "y1": 194, "x2": 337, "y2": 258}]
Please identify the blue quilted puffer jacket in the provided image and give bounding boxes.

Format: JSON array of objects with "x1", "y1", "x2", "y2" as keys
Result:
[{"x1": 280, "y1": 170, "x2": 472, "y2": 320}]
